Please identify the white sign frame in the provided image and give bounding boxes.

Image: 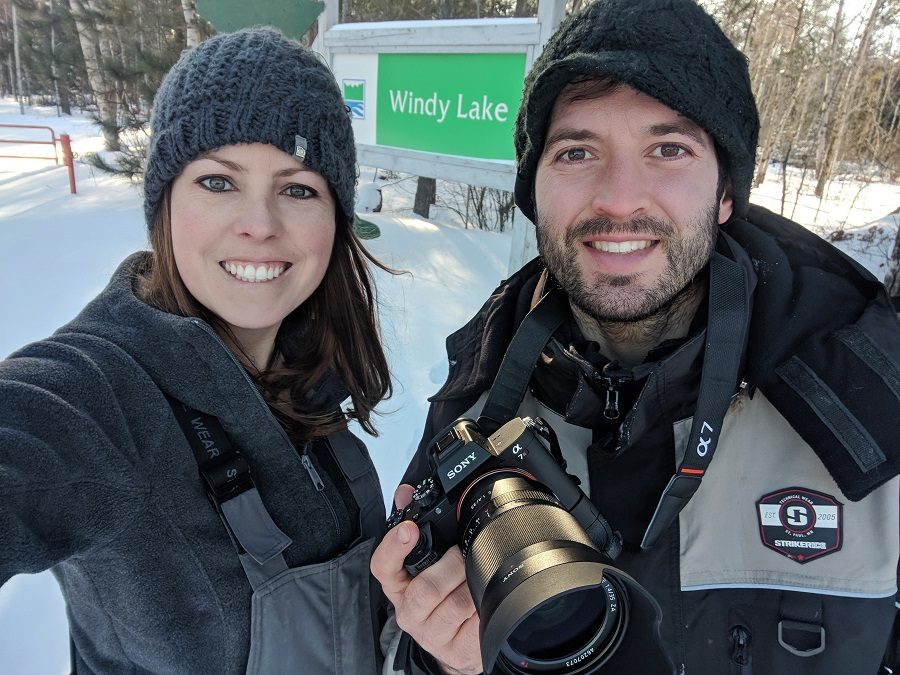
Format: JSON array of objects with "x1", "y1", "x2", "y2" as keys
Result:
[{"x1": 314, "y1": 2, "x2": 565, "y2": 269}]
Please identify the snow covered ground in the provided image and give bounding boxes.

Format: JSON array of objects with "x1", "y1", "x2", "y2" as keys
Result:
[{"x1": 0, "y1": 99, "x2": 896, "y2": 672}]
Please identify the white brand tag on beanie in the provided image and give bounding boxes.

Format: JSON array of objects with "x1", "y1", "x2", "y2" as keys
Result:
[{"x1": 293, "y1": 135, "x2": 308, "y2": 162}]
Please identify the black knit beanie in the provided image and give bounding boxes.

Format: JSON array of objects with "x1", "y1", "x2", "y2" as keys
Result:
[
  {"x1": 143, "y1": 27, "x2": 356, "y2": 229},
  {"x1": 514, "y1": 0, "x2": 759, "y2": 221}
]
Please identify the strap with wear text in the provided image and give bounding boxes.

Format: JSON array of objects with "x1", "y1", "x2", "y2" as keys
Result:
[{"x1": 165, "y1": 395, "x2": 292, "y2": 564}]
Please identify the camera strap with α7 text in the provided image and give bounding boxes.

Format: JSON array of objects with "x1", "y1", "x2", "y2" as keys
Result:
[
  {"x1": 474, "y1": 250, "x2": 751, "y2": 551},
  {"x1": 640, "y1": 251, "x2": 750, "y2": 548}
]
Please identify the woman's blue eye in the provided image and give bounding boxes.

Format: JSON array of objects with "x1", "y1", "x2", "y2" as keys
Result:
[
  {"x1": 284, "y1": 184, "x2": 316, "y2": 199},
  {"x1": 198, "y1": 176, "x2": 233, "y2": 192}
]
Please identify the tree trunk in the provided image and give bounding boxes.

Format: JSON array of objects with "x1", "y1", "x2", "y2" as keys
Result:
[
  {"x1": 50, "y1": 0, "x2": 65, "y2": 115},
  {"x1": 180, "y1": 0, "x2": 200, "y2": 47},
  {"x1": 58, "y1": 85, "x2": 72, "y2": 115},
  {"x1": 68, "y1": 0, "x2": 121, "y2": 150},
  {"x1": 12, "y1": 3, "x2": 25, "y2": 113},
  {"x1": 413, "y1": 177, "x2": 436, "y2": 219},
  {"x1": 815, "y1": 0, "x2": 885, "y2": 197},
  {"x1": 813, "y1": 0, "x2": 846, "y2": 197}
]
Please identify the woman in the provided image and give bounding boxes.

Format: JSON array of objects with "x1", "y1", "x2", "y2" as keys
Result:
[{"x1": 0, "y1": 28, "x2": 391, "y2": 673}]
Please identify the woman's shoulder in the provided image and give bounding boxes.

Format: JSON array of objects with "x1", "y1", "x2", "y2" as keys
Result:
[
  {"x1": 2, "y1": 329, "x2": 150, "y2": 400},
  {"x1": 0, "y1": 332, "x2": 157, "y2": 578},
  {"x1": 0, "y1": 328, "x2": 163, "y2": 473}
]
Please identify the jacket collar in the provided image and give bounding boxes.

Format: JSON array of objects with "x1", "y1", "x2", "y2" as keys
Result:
[{"x1": 55, "y1": 252, "x2": 347, "y2": 419}]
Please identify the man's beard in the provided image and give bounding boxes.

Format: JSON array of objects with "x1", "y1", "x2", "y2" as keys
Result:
[{"x1": 536, "y1": 205, "x2": 719, "y2": 323}]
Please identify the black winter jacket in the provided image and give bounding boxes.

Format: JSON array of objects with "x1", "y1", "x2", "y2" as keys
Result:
[{"x1": 401, "y1": 206, "x2": 899, "y2": 674}]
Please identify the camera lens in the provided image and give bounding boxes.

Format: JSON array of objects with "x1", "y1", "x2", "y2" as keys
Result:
[
  {"x1": 456, "y1": 473, "x2": 630, "y2": 673},
  {"x1": 498, "y1": 575, "x2": 629, "y2": 672},
  {"x1": 506, "y1": 586, "x2": 610, "y2": 658}
]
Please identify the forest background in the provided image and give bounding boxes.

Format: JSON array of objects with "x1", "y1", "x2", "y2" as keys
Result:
[{"x1": 1, "y1": 0, "x2": 899, "y2": 288}]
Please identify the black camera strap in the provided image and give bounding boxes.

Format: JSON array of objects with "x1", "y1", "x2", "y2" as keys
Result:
[
  {"x1": 640, "y1": 251, "x2": 750, "y2": 549},
  {"x1": 477, "y1": 287, "x2": 569, "y2": 434},
  {"x1": 473, "y1": 253, "x2": 750, "y2": 551}
]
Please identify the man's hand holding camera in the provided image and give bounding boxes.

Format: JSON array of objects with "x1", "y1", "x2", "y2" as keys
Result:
[{"x1": 371, "y1": 484, "x2": 484, "y2": 675}]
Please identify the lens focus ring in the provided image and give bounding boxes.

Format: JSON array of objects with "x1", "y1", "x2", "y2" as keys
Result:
[{"x1": 461, "y1": 476, "x2": 594, "y2": 603}]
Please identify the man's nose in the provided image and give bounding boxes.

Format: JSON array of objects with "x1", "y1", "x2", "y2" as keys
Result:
[{"x1": 589, "y1": 157, "x2": 648, "y2": 221}]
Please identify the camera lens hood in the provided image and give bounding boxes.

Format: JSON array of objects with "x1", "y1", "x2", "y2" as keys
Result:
[
  {"x1": 456, "y1": 473, "x2": 669, "y2": 673},
  {"x1": 480, "y1": 545, "x2": 619, "y2": 672}
]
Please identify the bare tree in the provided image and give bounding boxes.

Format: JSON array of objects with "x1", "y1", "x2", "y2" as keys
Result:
[
  {"x1": 67, "y1": 0, "x2": 120, "y2": 149},
  {"x1": 815, "y1": 0, "x2": 887, "y2": 196},
  {"x1": 12, "y1": 1, "x2": 23, "y2": 113},
  {"x1": 180, "y1": 0, "x2": 199, "y2": 47},
  {"x1": 704, "y1": 0, "x2": 897, "y2": 217}
]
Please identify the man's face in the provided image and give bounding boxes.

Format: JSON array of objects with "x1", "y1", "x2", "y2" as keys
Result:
[{"x1": 534, "y1": 84, "x2": 733, "y2": 322}]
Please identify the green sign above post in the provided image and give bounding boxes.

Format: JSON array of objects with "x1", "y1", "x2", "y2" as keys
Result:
[
  {"x1": 197, "y1": 0, "x2": 324, "y2": 40},
  {"x1": 376, "y1": 53, "x2": 526, "y2": 161}
]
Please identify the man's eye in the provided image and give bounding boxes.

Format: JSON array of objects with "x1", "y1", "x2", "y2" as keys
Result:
[
  {"x1": 559, "y1": 147, "x2": 591, "y2": 162},
  {"x1": 654, "y1": 144, "x2": 688, "y2": 159},
  {"x1": 283, "y1": 184, "x2": 316, "y2": 199},
  {"x1": 198, "y1": 176, "x2": 233, "y2": 192}
]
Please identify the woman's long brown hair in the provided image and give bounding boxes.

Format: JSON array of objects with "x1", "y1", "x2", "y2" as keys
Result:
[{"x1": 139, "y1": 188, "x2": 393, "y2": 440}]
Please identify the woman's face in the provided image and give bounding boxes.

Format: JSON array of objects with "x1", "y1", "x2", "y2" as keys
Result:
[{"x1": 169, "y1": 142, "x2": 336, "y2": 362}]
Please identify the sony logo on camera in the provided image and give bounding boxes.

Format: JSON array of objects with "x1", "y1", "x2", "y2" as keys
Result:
[
  {"x1": 445, "y1": 451, "x2": 477, "y2": 481},
  {"x1": 435, "y1": 430, "x2": 493, "y2": 493}
]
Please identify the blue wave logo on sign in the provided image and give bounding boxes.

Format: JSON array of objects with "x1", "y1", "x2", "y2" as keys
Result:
[{"x1": 343, "y1": 79, "x2": 365, "y2": 119}]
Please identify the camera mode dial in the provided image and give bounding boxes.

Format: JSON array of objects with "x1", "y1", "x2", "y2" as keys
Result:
[{"x1": 412, "y1": 478, "x2": 440, "y2": 508}]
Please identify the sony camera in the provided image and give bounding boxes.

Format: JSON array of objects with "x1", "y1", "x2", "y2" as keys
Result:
[{"x1": 388, "y1": 416, "x2": 669, "y2": 674}]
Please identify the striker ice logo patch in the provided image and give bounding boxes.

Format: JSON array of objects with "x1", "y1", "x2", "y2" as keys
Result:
[{"x1": 756, "y1": 487, "x2": 843, "y2": 564}]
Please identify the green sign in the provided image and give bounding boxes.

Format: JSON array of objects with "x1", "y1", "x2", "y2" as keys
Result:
[
  {"x1": 197, "y1": 0, "x2": 324, "y2": 40},
  {"x1": 376, "y1": 53, "x2": 525, "y2": 161}
]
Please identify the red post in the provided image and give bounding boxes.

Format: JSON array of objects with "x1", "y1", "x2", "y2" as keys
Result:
[{"x1": 60, "y1": 133, "x2": 76, "y2": 195}]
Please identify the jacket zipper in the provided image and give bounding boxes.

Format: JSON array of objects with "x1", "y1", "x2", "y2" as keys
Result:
[
  {"x1": 730, "y1": 625, "x2": 752, "y2": 674},
  {"x1": 300, "y1": 451, "x2": 325, "y2": 490},
  {"x1": 299, "y1": 440, "x2": 344, "y2": 539},
  {"x1": 595, "y1": 360, "x2": 634, "y2": 420},
  {"x1": 190, "y1": 320, "x2": 345, "y2": 541}
]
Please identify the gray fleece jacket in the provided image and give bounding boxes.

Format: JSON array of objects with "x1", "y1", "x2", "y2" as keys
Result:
[{"x1": 0, "y1": 252, "x2": 374, "y2": 673}]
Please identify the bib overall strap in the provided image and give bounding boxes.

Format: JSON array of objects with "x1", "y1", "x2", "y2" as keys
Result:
[
  {"x1": 324, "y1": 428, "x2": 388, "y2": 667},
  {"x1": 165, "y1": 396, "x2": 292, "y2": 582},
  {"x1": 326, "y1": 428, "x2": 388, "y2": 539}
]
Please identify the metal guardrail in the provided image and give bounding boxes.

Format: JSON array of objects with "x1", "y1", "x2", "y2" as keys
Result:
[{"x1": 0, "y1": 123, "x2": 77, "y2": 194}]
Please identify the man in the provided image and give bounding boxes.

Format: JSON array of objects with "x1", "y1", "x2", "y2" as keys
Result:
[{"x1": 372, "y1": 1, "x2": 900, "y2": 673}]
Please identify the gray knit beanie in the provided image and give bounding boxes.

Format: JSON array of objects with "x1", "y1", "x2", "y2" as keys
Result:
[
  {"x1": 143, "y1": 27, "x2": 356, "y2": 229},
  {"x1": 514, "y1": 0, "x2": 759, "y2": 221}
]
